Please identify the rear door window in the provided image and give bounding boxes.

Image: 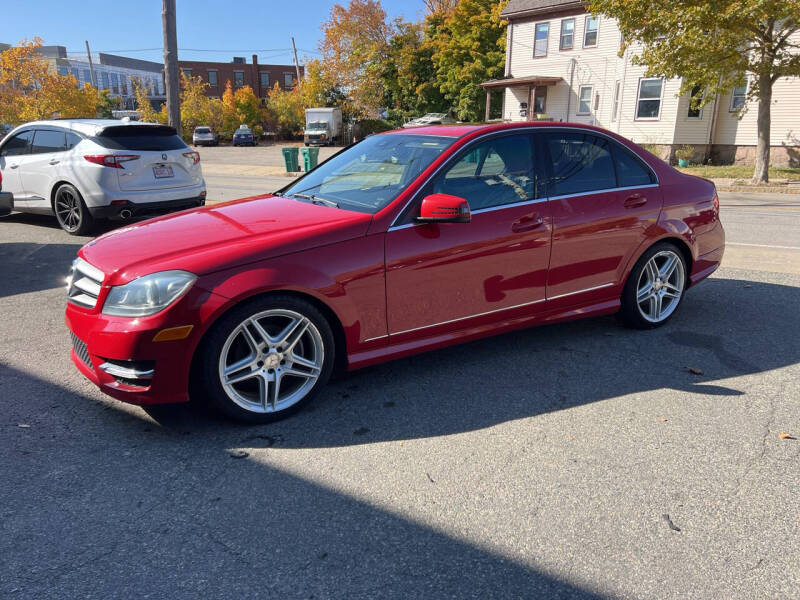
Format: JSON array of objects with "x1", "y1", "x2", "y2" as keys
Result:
[
  {"x1": 31, "y1": 130, "x2": 67, "y2": 154},
  {"x1": 612, "y1": 145, "x2": 656, "y2": 187},
  {"x1": 66, "y1": 132, "x2": 83, "y2": 150},
  {"x1": 1, "y1": 131, "x2": 34, "y2": 156},
  {"x1": 94, "y1": 126, "x2": 187, "y2": 151},
  {"x1": 543, "y1": 132, "x2": 616, "y2": 196}
]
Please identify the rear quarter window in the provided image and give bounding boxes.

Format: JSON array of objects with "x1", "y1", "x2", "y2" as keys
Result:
[{"x1": 94, "y1": 126, "x2": 187, "y2": 151}]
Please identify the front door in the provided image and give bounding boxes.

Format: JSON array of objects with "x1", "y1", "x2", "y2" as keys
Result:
[
  {"x1": 539, "y1": 130, "x2": 662, "y2": 307},
  {"x1": 385, "y1": 133, "x2": 551, "y2": 340}
]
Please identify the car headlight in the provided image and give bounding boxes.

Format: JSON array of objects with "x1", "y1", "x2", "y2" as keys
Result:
[{"x1": 102, "y1": 270, "x2": 196, "y2": 317}]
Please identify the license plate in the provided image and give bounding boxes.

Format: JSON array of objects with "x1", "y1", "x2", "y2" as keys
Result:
[{"x1": 153, "y1": 166, "x2": 174, "y2": 179}]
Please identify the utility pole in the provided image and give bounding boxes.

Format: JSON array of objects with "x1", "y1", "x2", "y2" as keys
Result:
[
  {"x1": 162, "y1": 0, "x2": 180, "y2": 129},
  {"x1": 291, "y1": 37, "x2": 301, "y2": 85},
  {"x1": 84, "y1": 41, "x2": 97, "y2": 87}
]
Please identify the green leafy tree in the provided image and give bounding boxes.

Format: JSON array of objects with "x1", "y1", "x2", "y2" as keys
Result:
[
  {"x1": 588, "y1": 0, "x2": 800, "y2": 183},
  {"x1": 429, "y1": 0, "x2": 508, "y2": 122}
]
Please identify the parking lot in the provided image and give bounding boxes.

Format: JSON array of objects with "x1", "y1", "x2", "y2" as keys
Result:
[{"x1": 1, "y1": 147, "x2": 799, "y2": 598}]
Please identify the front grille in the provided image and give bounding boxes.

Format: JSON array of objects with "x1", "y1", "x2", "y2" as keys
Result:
[
  {"x1": 67, "y1": 258, "x2": 104, "y2": 309},
  {"x1": 70, "y1": 331, "x2": 92, "y2": 367}
]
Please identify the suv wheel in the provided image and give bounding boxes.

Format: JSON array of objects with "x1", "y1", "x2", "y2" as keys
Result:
[{"x1": 54, "y1": 184, "x2": 94, "y2": 235}]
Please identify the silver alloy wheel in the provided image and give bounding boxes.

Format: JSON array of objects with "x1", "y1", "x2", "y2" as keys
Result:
[
  {"x1": 636, "y1": 250, "x2": 685, "y2": 323},
  {"x1": 218, "y1": 309, "x2": 324, "y2": 414},
  {"x1": 55, "y1": 187, "x2": 81, "y2": 232}
]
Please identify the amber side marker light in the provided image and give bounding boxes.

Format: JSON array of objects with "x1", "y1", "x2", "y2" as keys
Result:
[{"x1": 153, "y1": 325, "x2": 194, "y2": 342}]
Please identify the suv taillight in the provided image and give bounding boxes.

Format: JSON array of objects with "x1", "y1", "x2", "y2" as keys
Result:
[
  {"x1": 712, "y1": 192, "x2": 719, "y2": 212},
  {"x1": 182, "y1": 151, "x2": 200, "y2": 165},
  {"x1": 84, "y1": 154, "x2": 140, "y2": 169}
]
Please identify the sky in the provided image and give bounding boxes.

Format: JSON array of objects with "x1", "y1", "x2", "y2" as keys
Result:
[{"x1": 2, "y1": 0, "x2": 428, "y2": 65}]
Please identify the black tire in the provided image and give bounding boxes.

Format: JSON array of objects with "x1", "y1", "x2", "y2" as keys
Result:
[
  {"x1": 199, "y1": 294, "x2": 336, "y2": 423},
  {"x1": 619, "y1": 242, "x2": 688, "y2": 329},
  {"x1": 54, "y1": 183, "x2": 94, "y2": 235}
]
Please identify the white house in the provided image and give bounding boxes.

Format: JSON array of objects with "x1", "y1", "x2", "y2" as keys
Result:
[{"x1": 482, "y1": 0, "x2": 800, "y2": 166}]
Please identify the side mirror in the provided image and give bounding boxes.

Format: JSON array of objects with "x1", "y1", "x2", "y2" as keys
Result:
[{"x1": 417, "y1": 193, "x2": 471, "y2": 223}]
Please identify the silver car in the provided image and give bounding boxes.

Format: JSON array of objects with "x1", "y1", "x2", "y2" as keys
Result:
[{"x1": 192, "y1": 126, "x2": 219, "y2": 147}]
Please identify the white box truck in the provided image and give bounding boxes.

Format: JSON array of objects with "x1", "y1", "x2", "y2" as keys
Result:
[{"x1": 304, "y1": 107, "x2": 343, "y2": 146}]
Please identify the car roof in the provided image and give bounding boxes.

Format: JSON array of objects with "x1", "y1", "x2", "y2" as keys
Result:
[
  {"x1": 383, "y1": 121, "x2": 629, "y2": 139},
  {"x1": 5, "y1": 119, "x2": 169, "y2": 137}
]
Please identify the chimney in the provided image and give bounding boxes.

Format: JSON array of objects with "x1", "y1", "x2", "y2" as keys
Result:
[{"x1": 252, "y1": 54, "x2": 258, "y2": 66}]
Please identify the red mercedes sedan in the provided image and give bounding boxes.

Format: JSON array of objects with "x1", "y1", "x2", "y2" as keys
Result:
[{"x1": 65, "y1": 123, "x2": 724, "y2": 422}]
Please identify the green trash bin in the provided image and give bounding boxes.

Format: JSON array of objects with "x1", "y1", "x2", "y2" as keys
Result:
[
  {"x1": 301, "y1": 146, "x2": 320, "y2": 171},
  {"x1": 282, "y1": 147, "x2": 300, "y2": 172}
]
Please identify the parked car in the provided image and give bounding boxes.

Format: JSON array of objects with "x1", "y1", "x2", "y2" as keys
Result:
[
  {"x1": 0, "y1": 169, "x2": 12, "y2": 217},
  {"x1": 403, "y1": 113, "x2": 456, "y2": 128},
  {"x1": 192, "y1": 126, "x2": 219, "y2": 146},
  {"x1": 232, "y1": 125, "x2": 257, "y2": 146},
  {"x1": 0, "y1": 119, "x2": 206, "y2": 235},
  {"x1": 65, "y1": 122, "x2": 724, "y2": 422}
]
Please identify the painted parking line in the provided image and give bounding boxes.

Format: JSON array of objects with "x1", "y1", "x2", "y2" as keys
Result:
[{"x1": 727, "y1": 242, "x2": 800, "y2": 251}]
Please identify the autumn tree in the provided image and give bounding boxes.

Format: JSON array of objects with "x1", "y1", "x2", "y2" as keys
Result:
[
  {"x1": 589, "y1": 0, "x2": 800, "y2": 183},
  {"x1": 0, "y1": 38, "x2": 103, "y2": 124},
  {"x1": 266, "y1": 82, "x2": 305, "y2": 137},
  {"x1": 131, "y1": 77, "x2": 163, "y2": 123},
  {"x1": 320, "y1": 0, "x2": 396, "y2": 116},
  {"x1": 429, "y1": 0, "x2": 508, "y2": 121}
]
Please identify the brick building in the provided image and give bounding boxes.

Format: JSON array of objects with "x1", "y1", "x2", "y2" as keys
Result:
[{"x1": 177, "y1": 55, "x2": 303, "y2": 100}]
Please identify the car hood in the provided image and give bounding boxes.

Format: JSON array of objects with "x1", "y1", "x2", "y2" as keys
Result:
[{"x1": 79, "y1": 195, "x2": 373, "y2": 285}]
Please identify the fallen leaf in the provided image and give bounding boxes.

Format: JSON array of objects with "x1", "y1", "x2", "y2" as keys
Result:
[
  {"x1": 569, "y1": 435, "x2": 575, "y2": 441},
  {"x1": 685, "y1": 366, "x2": 704, "y2": 375},
  {"x1": 744, "y1": 284, "x2": 753, "y2": 289},
  {"x1": 426, "y1": 472, "x2": 436, "y2": 483},
  {"x1": 17, "y1": 424, "x2": 31, "y2": 428},
  {"x1": 658, "y1": 417, "x2": 668, "y2": 423},
  {"x1": 229, "y1": 450, "x2": 249, "y2": 459},
  {"x1": 662, "y1": 513, "x2": 681, "y2": 532},
  {"x1": 779, "y1": 431, "x2": 796, "y2": 440}
]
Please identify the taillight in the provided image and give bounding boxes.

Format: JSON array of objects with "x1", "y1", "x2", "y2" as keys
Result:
[
  {"x1": 84, "y1": 154, "x2": 140, "y2": 169},
  {"x1": 712, "y1": 192, "x2": 719, "y2": 212},
  {"x1": 182, "y1": 151, "x2": 200, "y2": 165}
]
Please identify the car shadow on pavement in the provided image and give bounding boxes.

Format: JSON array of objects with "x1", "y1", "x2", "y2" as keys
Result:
[
  {"x1": 1, "y1": 361, "x2": 604, "y2": 599},
  {"x1": 138, "y1": 276, "x2": 798, "y2": 450}
]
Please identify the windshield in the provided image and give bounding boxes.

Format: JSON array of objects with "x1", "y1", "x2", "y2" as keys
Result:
[
  {"x1": 308, "y1": 122, "x2": 328, "y2": 130},
  {"x1": 195, "y1": 127, "x2": 210, "y2": 134},
  {"x1": 281, "y1": 133, "x2": 456, "y2": 214},
  {"x1": 236, "y1": 127, "x2": 251, "y2": 133}
]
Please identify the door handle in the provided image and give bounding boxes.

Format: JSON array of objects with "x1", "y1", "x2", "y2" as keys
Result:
[
  {"x1": 9, "y1": 164, "x2": 19, "y2": 169},
  {"x1": 512, "y1": 213, "x2": 544, "y2": 233},
  {"x1": 49, "y1": 159, "x2": 60, "y2": 165},
  {"x1": 624, "y1": 193, "x2": 647, "y2": 208}
]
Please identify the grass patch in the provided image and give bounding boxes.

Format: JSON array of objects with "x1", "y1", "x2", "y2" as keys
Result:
[{"x1": 676, "y1": 165, "x2": 800, "y2": 180}]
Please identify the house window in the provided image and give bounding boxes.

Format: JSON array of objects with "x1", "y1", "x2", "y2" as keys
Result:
[
  {"x1": 611, "y1": 80, "x2": 621, "y2": 121},
  {"x1": 57, "y1": 65, "x2": 68, "y2": 76},
  {"x1": 687, "y1": 85, "x2": 703, "y2": 119},
  {"x1": 636, "y1": 78, "x2": 663, "y2": 119},
  {"x1": 260, "y1": 72, "x2": 270, "y2": 88},
  {"x1": 83, "y1": 69, "x2": 91, "y2": 85},
  {"x1": 534, "y1": 23, "x2": 550, "y2": 57},
  {"x1": 208, "y1": 70, "x2": 218, "y2": 87},
  {"x1": 577, "y1": 85, "x2": 593, "y2": 115},
  {"x1": 284, "y1": 72, "x2": 295, "y2": 87},
  {"x1": 560, "y1": 19, "x2": 574, "y2": 50},
  {"x1": 234, "y1": 70, "x2": 245, "y2": 87},
  {"x1": 100, "y1": 72, "x2": 110, "y2": 90},
  {"x1": 730, "y1": 83, "x2": 747, "y2": 111},
  {"x1": 111, "y1": 73, "x2": 119, "y2": 95},
  {"x1": 584, "y1": 16, "x2": 599, "y2": 47},
  {"x1": 182, "y1": 68, "x2": 192, "y2": 78}
]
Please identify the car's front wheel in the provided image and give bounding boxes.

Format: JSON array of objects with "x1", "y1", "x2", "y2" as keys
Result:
[
  {"x1": 620, "y1": 242, "x2": 687, "y2": 329},
  {"x1": 54, "y1": 183, "x2": 93, "y2": 235},
  {"x1": 200, "y1": 295, "x2": 335, "y2": 422}
]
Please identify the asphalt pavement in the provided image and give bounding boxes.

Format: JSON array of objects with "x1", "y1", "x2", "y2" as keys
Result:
[{"x1": 1, "y1": 159, "x2": 798, "y2": 598}]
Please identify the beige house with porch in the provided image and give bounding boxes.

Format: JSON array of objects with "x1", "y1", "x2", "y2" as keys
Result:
[{"x1": 482, "y1": 0, "x2": 800, "y2": 166}]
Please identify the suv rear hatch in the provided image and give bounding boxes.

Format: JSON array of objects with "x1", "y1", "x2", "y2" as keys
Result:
[{"x1": 95, "y1": 125, "x2": 201, "y2": 192}]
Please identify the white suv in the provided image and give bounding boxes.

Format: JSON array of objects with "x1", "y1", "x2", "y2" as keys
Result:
[{"x1": 0, "y1": 119, "x2": 206, "y2": 234}]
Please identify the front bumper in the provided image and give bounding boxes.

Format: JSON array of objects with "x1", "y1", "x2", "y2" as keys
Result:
[
  {"x1": 89, "y1": 194, "x2": 206, "y2": 219},
  {"x1": 64, "y1": 285, "x2": 227, "y2": 405}
]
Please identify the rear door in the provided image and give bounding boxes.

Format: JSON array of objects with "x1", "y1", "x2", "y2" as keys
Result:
[
  {"x1": 20, "y1": 129, "x2": 68, "y2": 210},
  {"x1": 0, "y1": 130, "x2": 34, "y2": 200},
  {"x1": 94, "y1": 125, "x2": 201, "y2": 191},
  {"x1": 540, "y1": 130, "x2": 661, "y2": 308}
]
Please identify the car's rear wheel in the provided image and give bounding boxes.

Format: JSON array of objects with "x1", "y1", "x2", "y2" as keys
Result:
[
  {"x1": 54, "y1": 184, "x2": 93, "y2": 235},
  {"x1": 620, "y1": 242, "x2": 687, "y2": 329},
  {"x1": 200, "y1": 295, "x2": 335, "y2": 422}
]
